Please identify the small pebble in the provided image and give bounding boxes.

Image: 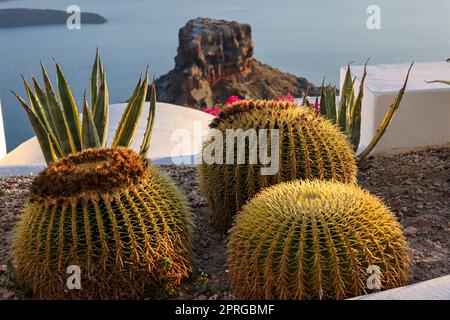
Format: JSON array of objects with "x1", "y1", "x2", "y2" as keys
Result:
[{"x1": 404, "y1": 227, "x2": 418, "y2": 237}]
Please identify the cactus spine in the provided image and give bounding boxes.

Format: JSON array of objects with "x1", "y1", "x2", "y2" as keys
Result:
[
  {"x1": 227, "y1": 180, "x2": 410, "y2": 300},
  {"x1": 198, "y1": 100, "x2": 357, "y2": 232},
  {"x1": 13, "y1": 147, "x2": 192, "y2": 299}
]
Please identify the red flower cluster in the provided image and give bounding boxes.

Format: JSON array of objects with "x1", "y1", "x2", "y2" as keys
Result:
[
  {"x1": 273, "y1": 92, "x2": 295, "y2": 103},
  {"x1": 203, "y1": 107, "x2": 221, "y2": 117},
  {"x1": 224, "y1": 95, "x2": 241, "y2": 106},
  {"x1": 202, "y1": 93, "x2": 319, "y2": 117}
]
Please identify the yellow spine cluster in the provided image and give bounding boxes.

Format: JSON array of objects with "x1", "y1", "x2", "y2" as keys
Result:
[
  {"x1": 13, "y1": 149, "x2": 192, "y2": 299},
  {"x1": 227, "y1": 180, "x2": 410, "y2": 300},
  {"x1": 198, "y1": 100, "x2": 357, "y2": 232}
]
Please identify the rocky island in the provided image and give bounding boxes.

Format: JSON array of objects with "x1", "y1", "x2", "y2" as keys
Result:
[
  {"x1": 0, "y1": 8, "x2": 107, "y2": 28},
  {"x1": 155, "y1": 17, "x2": 318, "y2": 108}
]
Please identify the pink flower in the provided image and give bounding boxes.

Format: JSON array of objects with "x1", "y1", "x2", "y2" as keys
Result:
[
  {"x1": 203, "y1": 93, "x2": 323, "y2": 118},
  {"x1": 224, "y1": 95, "x2": 241, "y2": 106},
  {"x1": 274, "y1": 92, "x2": 295, "y2": 103},
  {"x1": 309, "y1": 102, "x2": 321, "y2": 111},
  {"x1": 203, "y1": 107, "x2": 220, "y2": 117}
]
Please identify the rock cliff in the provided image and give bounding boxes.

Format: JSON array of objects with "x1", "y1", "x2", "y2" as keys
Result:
[{"x1": 155, "y1": 17, "x2": 317, "y2": 108}]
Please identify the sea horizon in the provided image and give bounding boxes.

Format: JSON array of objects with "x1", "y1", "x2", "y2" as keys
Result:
[{"x1": 1, "y1": 0, "x2": 450, "y2": 151}]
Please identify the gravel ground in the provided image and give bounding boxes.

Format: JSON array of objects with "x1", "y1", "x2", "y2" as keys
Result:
[{"x1": 0, "y1": 147, "x2": 448, "y2": 300}]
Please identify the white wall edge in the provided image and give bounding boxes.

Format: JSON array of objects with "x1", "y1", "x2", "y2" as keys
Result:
[
  {"x1": 350, "y1": 275, "x2": 450, "y2": 300},
  {"x1": 0, "y1": 99, "x2": 7, "y2": 160}
]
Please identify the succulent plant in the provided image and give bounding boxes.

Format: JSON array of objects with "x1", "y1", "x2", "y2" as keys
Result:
[
  {"x1": 198, "y1": 100, "x2": 357, "y2": 232},
  {"x1": 13, "y1": 147, "x2": 192, "y2": 299},
  {"x1": 227, "y1": 179, "x2": 410, "y2": 300},
  {"x1": 314, "y1": 61, "x2": 413, "y2": 160},
  {"x1": 11, "y1": 50, "x2": 157, "y2": 164}
]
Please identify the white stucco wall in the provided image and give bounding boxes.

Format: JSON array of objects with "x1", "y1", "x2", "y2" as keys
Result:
[
  {"x1": 351, "y1": 275, "x2": 450, "y2": 300},
  {"x1": 340, "y1": 61, "x2": 450, "y2": 155},
  {"x1": 0, "y1": 102, "x2": 214, "y2": 168},
  {"x1": 0, "y1": 99, "x2": 7, "y2": 160}
]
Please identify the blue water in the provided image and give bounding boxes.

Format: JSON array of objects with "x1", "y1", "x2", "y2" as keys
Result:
[{"x1": 1, "y1": 0, "x2": 450, "y2": 150}]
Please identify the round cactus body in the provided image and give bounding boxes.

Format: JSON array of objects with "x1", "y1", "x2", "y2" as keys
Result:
[
  {"x1": 227, "y1": 180, "x2": 410, "y2": 300},
  {"x1": 13, "y1": 147, "x2": 192, "y2": 299},
  {"x1": 198, "y1": 100, "x2": 357, "y2": 232}
]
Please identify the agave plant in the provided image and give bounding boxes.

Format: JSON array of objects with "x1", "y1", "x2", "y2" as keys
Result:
[
  {"x1": 11, "y1": 50, "x2": 157, "y2": 164},
  {"x1": 308, "y1": 60, "x2": 414, "y2": 160}
]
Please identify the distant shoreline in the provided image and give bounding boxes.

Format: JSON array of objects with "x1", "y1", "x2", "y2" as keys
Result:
[{"x1": 0, "y1": 8, "x2": 107, "y2": 29}]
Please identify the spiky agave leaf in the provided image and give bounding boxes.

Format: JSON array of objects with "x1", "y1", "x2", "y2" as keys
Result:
[
  {"x1": 357, "y1": 62, "x2": 413, "y2": 160},
  {"x1": 140, "y1": 80, "x2": 156, "y2": 158},
  {"x1": 90, "y1": 48, "x2": 100, "y2": 110},
  {"x1": 320, "y1": 83, "x2": 337, "y2": 123},
  {"x1": 112, "y1": 68, "x2": 149, "y2": 148},
  {"x1": 227, "y1": 180, "x2": 410, "y2": 300},
  {"x1": 40, "y1": 61, "x2": 75, "y2": 156},
  {"x1": 31, "y1": 74, "x2": 58, "y2": 141},
  {"x1": 348, "y1": 59, "x2": 369, "y2": 151},
  {"x1": 10, "y1": 91, "x2": 57, "y2": 164},
  {"x1": 316, "y1": 60, "x2": 411, "y2": 159},
  {"x1": 81, "y1": 93, "x2": 100, "y2": 149},
  {"x1": 91, "y1": 52, "x2": 109, "y2": 147},
  {"x1": 112, "y1": 77, "x2": 141, "y2": 146},
  {"x1": 301, "y1": 87, "x2": 310, "y2": 107},
  {"x1": 337, "y1": 62, "x2": 354, "y2": 132},
  {"x1": 55, "y1": 61, "x2": 82, "y2": 151},
  {"x1": 14, "y1": 53, "x2": 157, "y2": 162},
  {"x1": 21, "y1": 76, "x2": 63, "y2": 158}
]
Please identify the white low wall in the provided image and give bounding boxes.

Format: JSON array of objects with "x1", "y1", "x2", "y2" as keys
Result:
[
  {"x1": 0, "y1": 102, "x2": 214, "y2": 169},
  {"x1": 340, "y1": 61, "x2": 450, "y2": 155},
  {"x1": 352, "y1": 275, "x2": 450, "y2": 300},
  {"x1": 0, "y1": 99, "x2": 7, "y2": 160}
]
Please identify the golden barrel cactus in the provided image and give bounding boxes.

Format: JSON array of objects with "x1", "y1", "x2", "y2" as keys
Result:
[
  {"x1": 227, "y1": 180, "x2": 410, "y2": 300},
  {"x1": 13, "y1": 147, "x2": 192, "y2": 299},
  {"x1": 198, "y1": 100, "x2": 357, "y2": 232}
]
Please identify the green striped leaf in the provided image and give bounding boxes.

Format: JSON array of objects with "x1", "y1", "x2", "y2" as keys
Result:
[
  {"x1": 112, "y1": 75, "x2": 145, "y2": 147},
  {"x1": 301, "y1": 87, "x2": 310, "y2": 107},
  {"x1": 338, "y1": 63, "x2": 354, "y2": 132},
  {"x1": 55, "y1": 62, "x2": 82, "y2": 151},
  {"x1": 11, "y1": 91, "x2": 57, "y2": 164},
  {"x1": 140, "y1": 80, "x2": 156, "y2": 158},
  {"x1": 90, "y1": 49, "x2": 100, "y2": 112},
  {"x1": 319, "y1": 78, "x2": 327, "y2": 117},
  {"x1": 113, "y1": 71, "x2": 149, "y2": 148},
  {"x1": 82, "y1": 93, "x2": 101, "y2": 149},
  {"x1": 40, "y1": 62, "x2": 74, "y2": 156},
  {"x1": 31, "y1": 75, "x2": 57, "y2": 138},
  {"x1": 93, "y1": 73, "x2": 109, "y2": 147},
  {"x1": 357, "y1": 62, "x2": 413, "y2": 160},
  {"x1": 323, "y1": 86, "x2": 337, "y2": 123},
  {"x1": 22, "y1": 76, "x2": 63, "y2": 158},
  {"x1": 349, "y1": 60, "x2": 369, "y2": 152}
]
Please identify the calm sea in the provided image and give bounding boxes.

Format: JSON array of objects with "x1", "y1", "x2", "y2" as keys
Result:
[{"x1": 1, "y1": 0, "x2": 450, "y2": 150}]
